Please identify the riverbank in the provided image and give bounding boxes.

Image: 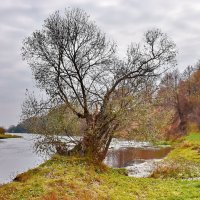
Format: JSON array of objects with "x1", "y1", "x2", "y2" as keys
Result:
[
  {"x1": 151, "y1": 132, "x2": 200, "y2": 179},
  {"x1": 0, "y1": 133, "x2": 199, "y2": 200},
  {"x1": 0, "y1": 133, "x2": 22, "y2": 139}
]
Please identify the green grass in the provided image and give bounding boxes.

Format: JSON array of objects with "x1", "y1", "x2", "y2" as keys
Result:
[
  {"x1": 168, "y1": 132, "x2": 200, "y2": 161},
  {"x1": 0, "y1": 133, "x2": 22, "y2": 139},
  {"x1": 153, "y1": 140, "x2": 172, "y2": 146},
  {"x1": 0, "y1": 155, "x2": 200, "y2": 200},
  {"x1": 184, "y1": 133, "x2": 200, "y2": 144},
  {"x1": 151, "y1": 132, "x2": 200, "y2": 179}
]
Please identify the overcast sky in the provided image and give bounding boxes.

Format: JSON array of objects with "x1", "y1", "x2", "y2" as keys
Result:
[{"x1": 1, "y1": 0, "x2": 200, "y2": 128}]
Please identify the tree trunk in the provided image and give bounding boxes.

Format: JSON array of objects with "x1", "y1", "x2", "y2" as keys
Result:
[
  {"x1": 68, "y1": 113, "x2": 117, "y2": 162},
  {"x1": 176, "y1": 94, "x2": 186, "y2": 134}
]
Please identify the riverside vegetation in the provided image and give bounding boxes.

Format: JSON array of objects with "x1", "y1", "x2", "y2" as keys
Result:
[
  {"x1": 0, "y1": 133, "x2": 21, "y2": 139},
  {"x1": 0, "y1": 132, "x2": 199, "y2": 200},
  {"x1": 0, "y1": 127, "x2": 21, "y2": 139}
]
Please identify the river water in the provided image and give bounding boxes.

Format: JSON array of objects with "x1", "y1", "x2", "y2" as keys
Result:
[
  {"x1": 0, "y1": 133, "x2": 47, "y2": 184},
  {"x1": 0, "y1": 133, "x2": 170, "y2": 184}
]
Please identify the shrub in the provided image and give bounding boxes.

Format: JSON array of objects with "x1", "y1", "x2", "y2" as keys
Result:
[{"x1": 0, "y1": 127, "x2": 6, "y2": 134}]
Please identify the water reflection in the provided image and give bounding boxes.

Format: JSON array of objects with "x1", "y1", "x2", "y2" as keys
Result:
[{"x1": 104, "y1": 147, "x2": 171, "y2": 168}]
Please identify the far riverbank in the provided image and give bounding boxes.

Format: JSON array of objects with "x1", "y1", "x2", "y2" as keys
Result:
[{"x1": 0, "y1": 133, "x2": 22, "y2": 139}]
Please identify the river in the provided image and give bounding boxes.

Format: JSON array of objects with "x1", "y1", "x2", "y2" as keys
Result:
[
  {"x1": 0, "y1": 133, "x2": 170, "y2": 184},
  {"x1": 0, "y1": 133, "x2": 47, "y2": 184}
]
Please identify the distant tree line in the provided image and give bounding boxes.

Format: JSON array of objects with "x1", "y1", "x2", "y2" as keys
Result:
[{"x1": 7, "y1": 123, "x2": 28, "y2": 133}]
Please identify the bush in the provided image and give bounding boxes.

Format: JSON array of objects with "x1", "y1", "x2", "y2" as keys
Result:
[{"x1": 0, "y1": 127, "x2": 6, "y2": 134}]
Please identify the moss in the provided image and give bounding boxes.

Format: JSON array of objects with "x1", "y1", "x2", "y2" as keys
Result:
[
  {"x1": 0, "y1": 133, "x2": 22, "y2": 139},
  {"x1": 0, "y1": 155, "x2": 200, "y2": 200}
]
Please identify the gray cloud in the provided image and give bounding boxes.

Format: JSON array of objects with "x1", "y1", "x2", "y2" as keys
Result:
[{"x1": 1, "y1": 0, "x2": 200, "y2": 127}]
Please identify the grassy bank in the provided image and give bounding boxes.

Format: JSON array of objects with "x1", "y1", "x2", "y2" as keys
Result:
[
  {"x1": 152, "y1": 132, "x2": 200, "y2": 179},
  {"x1": 0, "y1": 158, "x2": 199, "y2": 199},
  {"x1": 0, "y1": 133, "x2": 200, "y2": 200},
  {"x1": 0, "y1": 133, "x2": 22, "y2": 139}
]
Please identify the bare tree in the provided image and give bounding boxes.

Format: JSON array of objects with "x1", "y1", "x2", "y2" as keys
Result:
[
  {"x1": 22, "y1": 8, "x2": 176, "y2": 161},
  {"x1": 158, "y1": 69, "x2": 189, "y2": 135}
]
